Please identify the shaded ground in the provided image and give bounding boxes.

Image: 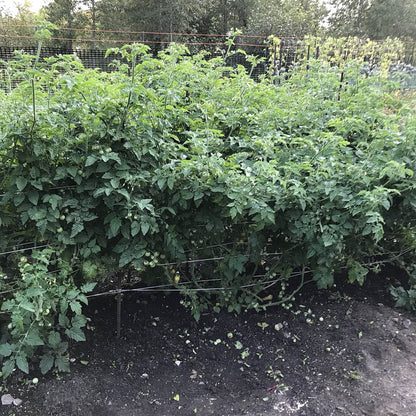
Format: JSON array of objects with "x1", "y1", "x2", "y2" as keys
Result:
[{"x1": 3, "y1": 269, "x2": 416, "y2": 416}]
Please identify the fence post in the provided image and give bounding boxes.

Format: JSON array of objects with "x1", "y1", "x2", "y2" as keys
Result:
[
  {"x1": 337, "y1": 71, "x2": 344, "y2": 101},
  {"x1": 273, "y1": 43, "x2": 277, "y2": 75},
  {"x1": 409, "y1": 42, "x2": 415, "y2": 66},
  {"x1": 116, "y1": 274, "x2": 122, "y2": 338}
]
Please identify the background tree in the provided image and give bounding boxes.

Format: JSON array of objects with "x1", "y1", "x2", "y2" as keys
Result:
[
  {"x1": 78, "y1": 0, "x2": 96, "y2": 48},
  {"x1": 0, "y1": 1, "x2": 37, "y2": 47},
  {"x1": 95, "y1": 0, "x2": 206, "y2": 40},
  {"x1": 2, "y1": 0, "x2": 415, "y2": 54},
  {"x1": 327, "y1": 0, "x2": 371, "y2": 37},
  {"x1": 44, "y1": 0, "x2": 81, "y2": 48},
  {"x1": 246, "y1": 0, "x2": 327, "y2": 37},
  {"x1": 328, "y1": 0, "x2": 416, "y2": 40},
  {"x1": 195, "y1": 0, "x2": 254, "y2": 34},
  {"x1": 364, "y1": 0, "x2": 416, "y2": 39},
  {"x1": 93, "y1": 0, "x2": 132, "y2": 44}
]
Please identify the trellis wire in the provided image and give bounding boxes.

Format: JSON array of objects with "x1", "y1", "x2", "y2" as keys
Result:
[
  {"x1": 0, "y1": 246, "x2": 413, "y2": 336},
  {"x1": 0, "y1": 244, "x2": 49, "y2": 256}
]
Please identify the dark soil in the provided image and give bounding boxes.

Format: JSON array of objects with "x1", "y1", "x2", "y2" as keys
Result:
[{"x1": 3, "y1": 269, "x2": 416, "y2": 416}]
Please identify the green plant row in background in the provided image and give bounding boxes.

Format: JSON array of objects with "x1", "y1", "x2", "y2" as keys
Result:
[
  {"x1": 269, "y1": 36, "x2": 405, "y2": 75},
  {"x1": 0, "y1": 29, "x2": 415, "y2": 378}
]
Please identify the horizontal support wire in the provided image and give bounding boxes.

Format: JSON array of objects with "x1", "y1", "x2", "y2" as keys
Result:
[
  {"x1": 86, "y1": 270, "x2": 313, "y2": 299},
  {"x1": 149, "y1": 251, "x2": 282, "y2": 268},
  {"x1": 0, "y1": 24, "x2": 272, "y2": 47},
  {"x1": 0, "y1": 185, "x2": 78, "y2": 199},
  {"x1": 0, "y1": 34, "x2": 265, "y2": 47},
  {"x1": 0, "y1": 244, "x2": 413, "y2": 303},
  {"x1": 0, "y1": 244, "x2": 49, "y2": 256},
  {"x1": 0, "y1": 23, "x2": 277, "y2": 39}
]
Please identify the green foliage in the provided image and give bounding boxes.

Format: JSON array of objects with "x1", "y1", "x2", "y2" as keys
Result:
[
  {"x1": 0, "y1": 249, "x2": 95, "y2": 378},
  {"x1": 329, "y1": 0, "x2": 416, "y2": 40},
  {"x1": 1, "y1": 40, "x2": 416, "y2": 377},
  {"x1": 268, "y1": 36, "x2": 406, "y2": 79},
  {"x1": 247, "y1": 0, "x2": 326, "y2": 37},
  {"x1": 390, "y1": 263, "x2": 416, "y2": 310}
]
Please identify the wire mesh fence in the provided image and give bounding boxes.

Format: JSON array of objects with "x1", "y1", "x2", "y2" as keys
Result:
[
  {"x1": 0, "y1": 27, "x2": 271, "y2": 87},
  {"x1": 1, "y1": 24, "x2": 416, "y2": 89}
]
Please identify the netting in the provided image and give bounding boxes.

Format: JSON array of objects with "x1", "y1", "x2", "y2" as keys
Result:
[
  {"x1": 0, "y1": 41, "x2": 270, "y2": 90},
  {"x1": 1, "y1": 25, "x2": 416, "y2": 90}
]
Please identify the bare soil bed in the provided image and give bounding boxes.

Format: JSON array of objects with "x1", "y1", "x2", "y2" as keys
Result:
[{"x1": 3, "y1": 268, "x2": 416, "y2": 416}]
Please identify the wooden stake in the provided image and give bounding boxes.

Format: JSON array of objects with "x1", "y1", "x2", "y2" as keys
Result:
[{"x1": 116, "y1": 274, "x2": 122, "y2": 338}]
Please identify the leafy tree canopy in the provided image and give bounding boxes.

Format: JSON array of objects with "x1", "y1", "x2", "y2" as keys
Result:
[
  {"x1": 329, "y1": 0, "x2": 416, "y2": 40},
  {"x1": 1, "y1": 1, "x2": 416, "y2": 56},
  {"x1": 246, "y1": 0, "x2": 327, "y2": 37}
]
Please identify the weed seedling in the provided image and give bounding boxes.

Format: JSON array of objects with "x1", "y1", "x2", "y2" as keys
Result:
[
  {"x1": 349, "y1": 370, "x2": 363, "y2": 380},
  {"x1": 257, "y1": 322, "x2": 269, "y2": 330},
  {"x1": 241, "y1": 348, "x2": 250, "y2": 359}
]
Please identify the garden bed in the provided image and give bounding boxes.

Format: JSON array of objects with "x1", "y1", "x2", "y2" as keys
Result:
[{"x1": 4, "y1": 269, "x2": 416, "y2": 416}]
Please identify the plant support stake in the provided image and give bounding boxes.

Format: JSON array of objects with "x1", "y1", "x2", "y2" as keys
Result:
[{"x1": 116, "y1": 274, "x2": 122, "y2": 338}]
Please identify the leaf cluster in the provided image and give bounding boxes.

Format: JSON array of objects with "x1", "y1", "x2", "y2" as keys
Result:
[{"x1": 0, "y1": 249, "x2": 94, "y2": 378}]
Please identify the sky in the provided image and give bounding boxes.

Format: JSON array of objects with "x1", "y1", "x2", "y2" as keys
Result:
[
  {"x1": 28, "y1": 0, "x2": 50, "y2": 12},
  {"x1": 4, "y1": 0, "x2": 51, "y2": 15}
]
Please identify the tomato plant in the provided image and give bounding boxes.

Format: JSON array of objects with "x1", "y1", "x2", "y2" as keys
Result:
[{"x1": 0, "y1": 35, "x2": 415, "y2": 377}]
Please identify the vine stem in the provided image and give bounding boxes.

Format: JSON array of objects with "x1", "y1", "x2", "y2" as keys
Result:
[
  {"x1": 30, "y1": 40, "x2": 43, "y2": 137},
  {"x1": 120, "y1": 52, "x2": 136, "y2": 131},
  {"x1": 30, "y1": 79, "x2": 36, "y2": 134}
]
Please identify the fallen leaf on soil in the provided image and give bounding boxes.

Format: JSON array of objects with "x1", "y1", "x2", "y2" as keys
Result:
[
  {"x1": 1, "y1": 394, "x2": 14, "y2": 405},
  {"x1": 402, "y1": 318, "x2": 411, "y2": 329},
  {"x1": 274, "y1": 323, "x2": 283, "y2": 331}
]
